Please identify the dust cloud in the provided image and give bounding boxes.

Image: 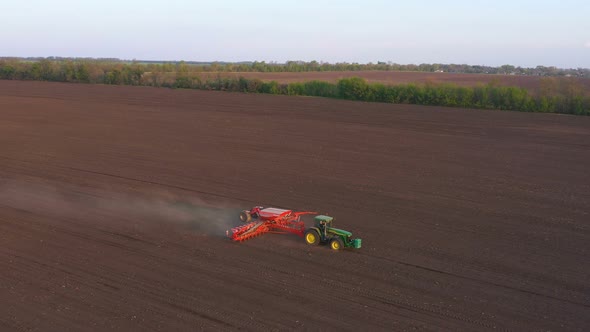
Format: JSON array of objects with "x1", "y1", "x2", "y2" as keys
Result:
[{"x1": 0, "y1": 179, "x2": 242, "y2": 237}]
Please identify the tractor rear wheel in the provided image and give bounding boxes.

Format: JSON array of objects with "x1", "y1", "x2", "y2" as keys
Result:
[
  {"x1": 239, "y1": 211, "x2": 252, "y2": 223},
  {"x1": 304, "y1": 229, "x2": 320, "y2": 245},
  {"x1": 329, "y1": 237, "x2": 344, "y2": 250}
]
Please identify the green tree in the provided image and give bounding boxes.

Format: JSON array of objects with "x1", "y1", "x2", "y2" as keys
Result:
[{"x1": 337, "y1": 77, "x2": 370, "y2": 100}]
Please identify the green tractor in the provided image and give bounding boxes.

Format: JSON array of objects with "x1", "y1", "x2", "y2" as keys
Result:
[{"x1": 304, "y1": 215, "x2": 362, "y2": 250}]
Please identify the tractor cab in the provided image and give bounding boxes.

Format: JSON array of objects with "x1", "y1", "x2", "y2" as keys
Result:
[
  {"x1": 314, "y1": 215, "x2": 333, "y2": 239},
  {"x1": 315, "y1": 215, "x2": 333, "y2": 228}
]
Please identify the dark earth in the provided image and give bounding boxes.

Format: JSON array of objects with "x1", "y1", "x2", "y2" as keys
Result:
[{"x1": 0, "y1": 81, "x2": 589, "y2": 331}]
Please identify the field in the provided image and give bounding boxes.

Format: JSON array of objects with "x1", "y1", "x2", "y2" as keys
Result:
[
  {"x1": 1, "y1": 80, "x2": 589, "y2": 331},
  {"x1": 178, "y1": 70, "x2": 590, "y2": 94}
]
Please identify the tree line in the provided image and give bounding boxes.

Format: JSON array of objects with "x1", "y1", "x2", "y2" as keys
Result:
[
  {"x1": 0, "y1": 59, "x2": 588, "y2": 115},
  {"x1": 172, "y1": 76, "x2": 589, "y2": 115},
  {"x1": 2, "y1": 57, "x2": 589, "y2": 77}
]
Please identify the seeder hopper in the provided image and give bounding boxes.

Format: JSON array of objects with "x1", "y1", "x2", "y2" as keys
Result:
[{"x1": 227, "y1": 206, "x2": 317, "y2": 242}]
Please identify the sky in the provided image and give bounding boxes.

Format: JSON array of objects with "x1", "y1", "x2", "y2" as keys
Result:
[{"x1": 1, "y1": 0, "x2": 589, "y2": 68}]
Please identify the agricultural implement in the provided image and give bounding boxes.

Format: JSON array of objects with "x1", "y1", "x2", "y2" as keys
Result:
[
  {"x1": 228, "y1": 206, "x2": 362, "y2": 250},
  {"x1": 228, "y1": 206, "x2": 316, "y2": 242}
]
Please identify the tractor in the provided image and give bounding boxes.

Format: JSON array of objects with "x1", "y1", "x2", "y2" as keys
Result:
[{"x1": 304, "y1": 215, "x2": 362, "y2": 250}]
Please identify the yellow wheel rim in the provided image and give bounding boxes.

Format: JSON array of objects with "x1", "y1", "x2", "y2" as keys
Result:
[
  {"x1": 306, "y1": 233, "x2": 316, "y2": 244},
  {"x1": 331, "y1": 240, "x2": 340, "y2": 250}
]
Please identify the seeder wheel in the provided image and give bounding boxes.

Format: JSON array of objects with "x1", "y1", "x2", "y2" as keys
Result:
[{"x1": 239, "y1": 211, "x2": 252, "y2": 223}]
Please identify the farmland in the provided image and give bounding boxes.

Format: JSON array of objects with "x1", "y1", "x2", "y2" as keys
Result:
[
  {"x1": 0, "y1": 81, "x2": 589, "y2": 330},
  {"x1": 173, "y1": 70, "x2": 590, "y2": 92},
  {"x1": 2, "y1": 59, "x2": 589, "y2": 114}
]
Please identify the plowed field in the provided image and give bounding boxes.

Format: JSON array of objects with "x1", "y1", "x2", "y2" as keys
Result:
[{"x1": 1, "y1": 81, "x2": 589, "y2": 331}]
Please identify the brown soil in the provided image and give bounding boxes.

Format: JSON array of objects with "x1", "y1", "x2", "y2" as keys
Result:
[{"x1": 0, "y1": 80, "x2": 589, "y2": 331}]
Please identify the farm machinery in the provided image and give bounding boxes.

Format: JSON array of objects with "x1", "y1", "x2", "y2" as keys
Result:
[
  {"x1": 303, "y1": 215, "x2": 362, "y2": 250},
  {"x1": 227, "y1": 206, "x2": 361, "y2": 250}
]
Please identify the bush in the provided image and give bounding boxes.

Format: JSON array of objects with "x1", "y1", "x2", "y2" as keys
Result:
[
  {"x1": 174, "y1": 76, "x2": 193, "y2": 89},
  {"x1": 287, "y1": 82, "x2": 305, "y2": 96},
  {"x1": 303, "y1": 80, "x2": 338, "y2": 97},
  {"x1": 261, "y1": 81, "x2": 280, "y2": 94},
  {"x1": 337, "y1": 77, "x2": 370, "y2": 100}
]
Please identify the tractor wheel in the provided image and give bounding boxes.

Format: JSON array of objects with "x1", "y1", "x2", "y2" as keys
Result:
[
  {"x1": 239, "y1": 211, "x2": 252, "y2": 223},
  {"x1": 329, "y1": 237, "x2": 344, "y2": 251},
  {"x1": 304, "y1": 229, "x2": 320, "y2": 245}
]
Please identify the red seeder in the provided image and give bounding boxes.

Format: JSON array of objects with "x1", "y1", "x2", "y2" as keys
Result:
[{"x1": 228, "y1": 207, "x2": 317, "y2": 242}]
